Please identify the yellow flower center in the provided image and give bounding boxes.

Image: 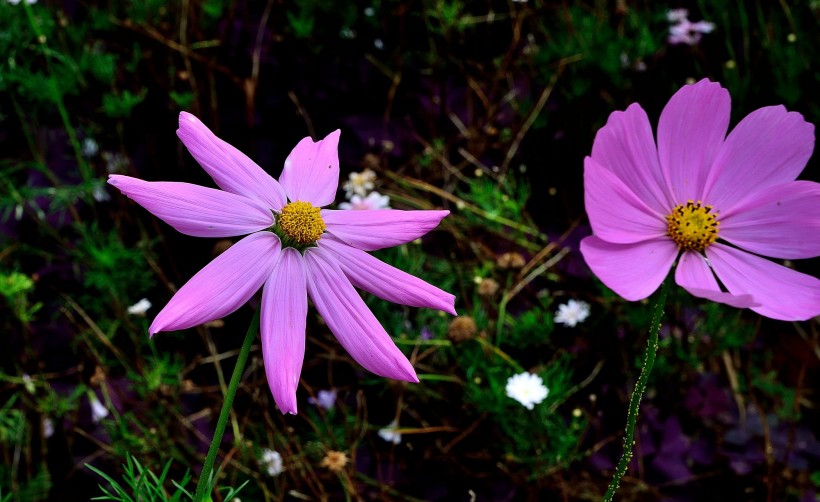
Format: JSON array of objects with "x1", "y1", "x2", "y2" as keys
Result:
[
  {"x1": 666, "y1": 200, "x2": 719, "y2": 252},
  {"x1": 277, "y1": 201, "x2": 325, "y2": 244}
]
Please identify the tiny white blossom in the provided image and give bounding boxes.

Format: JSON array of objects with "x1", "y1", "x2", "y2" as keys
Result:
[
  {"x1": 82, "y1": 138, "x2": 99, "y2": 157},
  {"x1": 22, "y1": 373, "x2": 35, "y2": 394},
  {"x1": 554, "y1": 299, "x2": 590, "y2": 327},
  {"x1": 89, "y1": 393, "x2": 109, "y2": 423},
  {"x1": 378, "y1": 420, "x2": 402, "y2": 444},
  {"x1": 505, "y1": 372, "x2": 548, "y2": 410},
  {"x1": 7, "y1": 0, "x2": 38, "y2": 4},
  {"x1": 373, "y1": 38, "x2": 384, "y2": 50},
  {"x1": 364, "y1": 6, "x2": 375, "y2": 16},
  {"x1": 259, "y1": 449, "x2": 284, "y2": 477},
  {"x1": 666, "y1": 8, "x2": 689, "y2": 23},
  {"x1": 308, "y1": 389, "x2": 337, "y2": 410},
  {"x1": 342, "y1": 169, "x2": 377, "y2": 198},
  {"x1": 338, "y1": 191, "x2": 391, "y2": 210},
  {"x1": 127, "y1": 298, "x2": 152, "y2": 316},
  {"x1": 42, "y1": 418, "x2": 54, "y2": 438}
]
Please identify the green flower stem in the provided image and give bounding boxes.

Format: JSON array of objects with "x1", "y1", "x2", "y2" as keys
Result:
[
  {"x1": 602, "y1": 276, "x2": 671, "y2": 502},
  {"x1": 193, "y1": 310, "x2": 259, "y2": 502}
]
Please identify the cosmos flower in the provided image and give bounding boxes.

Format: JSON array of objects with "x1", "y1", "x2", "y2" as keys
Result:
[
  {"x1": 554, "y1": 299, "x2": 591, "y2": 327},
  {"x1": 108, "y1": 113, "x2": 456, "y2": 414},
  {"x1": 580, "y1": 79, "x2": 820, "y2": 321},
  {"x1": 505, "y1": 372, "x2": 549, "y2": 410},
  {"x1": 338, "y1": 191, "x2": 391, "y2": 210}
]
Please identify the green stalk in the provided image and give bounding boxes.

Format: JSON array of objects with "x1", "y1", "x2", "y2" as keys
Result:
[
  {"x1": 602, "y1": 276, "x2": 670, "y2": 501},
  {"x1": 193, "y1": 311, "x2": 259, "y2": 502}
]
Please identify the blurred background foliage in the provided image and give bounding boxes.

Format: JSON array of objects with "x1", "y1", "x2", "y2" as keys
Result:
[{"x1": 0, "y1": 0, "x2": 819, "y2": 500}]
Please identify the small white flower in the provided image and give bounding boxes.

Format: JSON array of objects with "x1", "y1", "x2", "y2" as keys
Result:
[
  {"x1": 127, "y1": 298, "x2": 152, "y2": 316},
  {"x1": 42, "y1": 418, "x2": 54, "y2": 438},
  {"x1": 308, "y1": 389, "x2": 337, "y2": 410},
  {"x1": 338, "y1": 191, "x2": 391, "y2": 210},
  {"x1": 505, "y1": 372, "x2": 548, "y2": 410},
  {"x1": 666, "y1": 8, "x2": 689, "y2": 23},
  {"x1": 373, "y1": 38, "x2": 384, "y2": 50},
  {"x1": 82, "y1": 138, "x2": 99, "y2": 158},
  {"x1": 339, "y1": 27, "x2": 356, "y2": 39},
  {"x1": 554, "y1": 299, "x2": 590, "y2": 327},
  {"x1": 364, "y1": 6, "x2": 375, "y2": 16},
  {"x1": 22, "y1": 373, "x2": 35, "y2": 394},
  {"x1": 89, "y1": 393, "x2": 109, "y2": 423},
  {"x1": 342, "y1": 169, "x2": 377, "y2": 198},
  {"x1": 259, "y1": 449, "x2": 284, "y2": 477},
  {"x1": 378, "y1": 420, "x2": 402, "y2": 444},
  {"x1": 92, "y1": 182, "x2": 110, "y2": 202}
]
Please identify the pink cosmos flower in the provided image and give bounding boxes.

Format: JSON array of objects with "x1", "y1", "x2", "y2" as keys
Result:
[
  {"x1": 108, "y1": 112, "x2": 456, "y2": 414},
  {"x1": 580, "y1": 79, "x2": 820, "y2": 321}
]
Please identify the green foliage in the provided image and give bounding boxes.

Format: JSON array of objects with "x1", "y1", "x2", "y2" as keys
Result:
[
  {"x1": 102, "y1": 89, "x2": 146, "y2": 119},
  {"x1": 87, "y1": 455, "x2": 246, "y2": 502},
  {"x1": 0, "y1": 271, "x2": 41, "y2": 325}
]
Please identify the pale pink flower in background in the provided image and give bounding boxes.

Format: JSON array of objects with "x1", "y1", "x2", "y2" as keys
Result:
[
  {"x1": 667, "y1": 9, "x2": 716, "y2": 46},
  {"x1": 580, "y1": 79, "x2": 820, "y2": 321},
  {"x1": 338, "y1": 191, "x2": 391, "y2": 210},
  {"x1": 109, "y1": 113, "x2": 456, "y2": 414}
]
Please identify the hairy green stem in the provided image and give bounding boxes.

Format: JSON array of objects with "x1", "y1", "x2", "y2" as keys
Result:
[
  {"x1": 602, "y1": 276, "x2": 670, "y2": 501},
  {"x1": 193, "y1": 311, "x2": 259, "y2": 502}
]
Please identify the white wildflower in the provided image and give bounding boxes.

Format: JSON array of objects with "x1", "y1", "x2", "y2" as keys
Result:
[
  {"x1": 82, "y1": 138, "x2": 99, "y2": 157},
  {"x1": 308, "y1": 389, "x2": 337, "y2": 410},
  {"x1": 259, "y1": 449, "x2": 284, "y2": 477},
  {"x1": 338, "y1": 191, "x2": 390, "y2": 210},
  {"x1": 127, "y1": 298, "x2": 152, "y2": 316},
  {"x1": 505, "y1": 372, "x2": 549, "y2": 410},
  {"x1": 42, "y1": 418, "x2": 54, "y2": 438},
  {"x1": 89, "y1": 393, "x2": 109, "y2": 423},
  {"x1": 342, "y1": 169, "x2": 377, "y2": 198},
  {"x1": 374, "y1": 38, "x2": 384, "y2": 50},
  {"x1": 554, "y1": 299, "x2": 590, "y2": 327},
  {"x1": 378, "y1": 420, "x2": 402, "y2": 445}
]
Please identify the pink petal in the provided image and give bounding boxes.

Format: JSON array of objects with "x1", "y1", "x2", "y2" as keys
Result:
[
  {"x1": 303, "y1": 248, "x2": 418, "y2": 383},
  {"x1": 319, "y1": 236, "x2": 457, "y2": 315},
  {"x1": 580, "y1": 236, "x2": 678, "y2": 301},
  {"x1": 279, "y1": 130, "x2": 341, "y2": 207},
  {"x1": 149, "y1": 233, "x2": 280, "y2": 334},
  {"x1": 707, "y1": 244, "x2": 820, "y2": 321},
  {"x1": 674, "y1": 251, "x2": 757, "y2": 308},
  {"x1": 176, "y1": 112, "x2": 287, "y2": 211},
  {"x1": 108, "y1": 175, "x2": 274, "y2": 237},
  {"x1": 704, "y1": 106, "x2": 815, "y2": 212},
  {"x1": 590, "y1": 102, "x2": 673, "y2": 213},
  {"x1": 584, "y1": 157, "x2": 667, "y2": 244},
  {"x1": 261, "y1": 248, "x2": 308, "y2": 415},
  {"x1": 657, "y1": 79, "x2": 730, "y2": 202},
  {"x1": 719, "y1": 181, "x2": 820, "y2": 259},
  {"x1": 322, "y1": 209, "x2": 449, "y2": 251}
]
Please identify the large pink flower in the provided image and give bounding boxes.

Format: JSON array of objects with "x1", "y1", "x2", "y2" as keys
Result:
[
  {"x1": 580, "y1": 79, "x2": 820, "y2": 321},
  {"x1": 109, "y1": 112, "x2": 456, "y2": 413}
]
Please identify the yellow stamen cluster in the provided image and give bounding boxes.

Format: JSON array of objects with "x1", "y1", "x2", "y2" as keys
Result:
[
  {"x1": 278, "y1": 201, "x2": 325, "y2": 244},
  {"x1": 666, "y1": 200, "x2": 719, "y2": 252}
]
